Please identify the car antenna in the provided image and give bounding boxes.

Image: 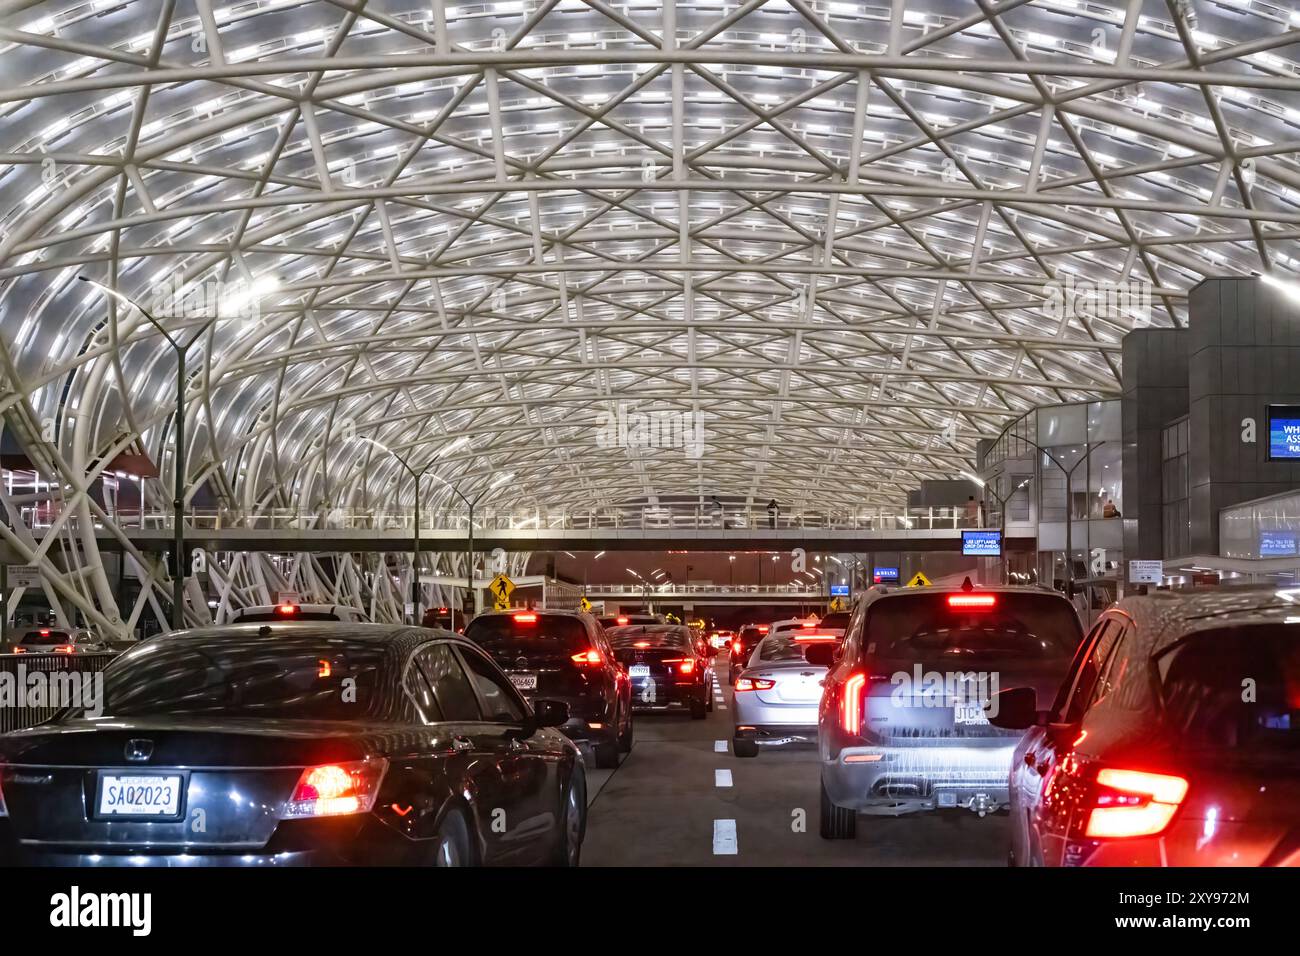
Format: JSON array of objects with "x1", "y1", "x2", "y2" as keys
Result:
[
  {"x1": 258, "y1": 625, "x2": 273, "y2": 638},
  {"x1": 961, "y1": 576, "x2": 974, "y2": 592}
]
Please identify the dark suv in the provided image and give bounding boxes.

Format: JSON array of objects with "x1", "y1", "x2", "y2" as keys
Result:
[
  {"x1": 812, "y1": 582, "x2": 1082, "y2": 838},
  {"x1": 727, "y1": 624, "x2": 768, "y2": 685},
  {"x1": 998, "y1": 587, "x2": 1300, "y2": 867},
  {"x1": 464, "y1": 610, "x2": 632, "y2": 768}
]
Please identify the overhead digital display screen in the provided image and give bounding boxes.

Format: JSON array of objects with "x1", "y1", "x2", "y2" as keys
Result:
[
  {"x1": 1267, "y1": 405, "x2": 1300, "y2": 460},
  {"x1": 961, "y1": 530, "x2": 1003, "y2": 557},
  {"x1": 1260, "y1": 530, "x2": 1299, "y2": 557}
]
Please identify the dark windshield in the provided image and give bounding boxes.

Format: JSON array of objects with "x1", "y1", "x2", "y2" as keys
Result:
[
  {"x1": 1157, "y1": 623, "x2": 1300, "y2": 754},
  {"x1": 755, "y1": 637, "x2": 817, "y2": 663},
  {"x1": 71, "y1": 633, "x2": 402, "y2": 720},
  {"x1": 818, "y1": 612, "x2": 851, "y2": 629},
  {"x1": 608, "y1": 626, "x2": 693, "y2": 650},
  {"x1": 865, "y1": 592, "x2": 1081, "y2": 662},
  {"x1": 21, "y1": 630, "x2": 68, "y2": 645},
  {"x1": 234, "y1": 611, "x2": 344, "y2": 623},
  {"x1": 465, "y1": 614, "x2": 589, "y2": 653}
]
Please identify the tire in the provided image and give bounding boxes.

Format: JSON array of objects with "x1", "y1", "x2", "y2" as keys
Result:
[
  {"x1": 552, "y1": 769, "x2": 587, "y2": 866},
  {"x1": 593, "y1": 733, "x2": 620, "y2": 769},
  {"x1": 733, "y1": 736, "x2": 759, "y2": 758},
  {"x1": 819, "y1": 777, "x2": 857, "y2": 840},
  {"x1": 690, "y1": 698, "x2": 707, "y2": 720},
  {"x1": 617, "y1": 710, "x2": 634, "y2": 753},
  {"x1": 432, "y1": 807, "x2": 475, "y2": 866},
  {"x1": 707, "y1": 690, "x2": 714, "y2": 713}
]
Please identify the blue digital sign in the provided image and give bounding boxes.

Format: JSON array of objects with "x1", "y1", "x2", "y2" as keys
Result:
[
  {"x1": 961, "y1": 530, "x2": 1003, "y2": 557},
  {"x1": 1268, "y1": 405, "x2": 1300, "y2": 460},
  {"x1": 1260, "y1": 530, "x2": 1298, "y2": 557},
  {"x1": 829, "y1": 584, "x2": 850, "y2": 597},
  {"x1": 873, "y1": 567, "x2": 900, "y2": 583}
]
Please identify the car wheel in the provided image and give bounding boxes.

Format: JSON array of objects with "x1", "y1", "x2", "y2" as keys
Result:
[
  {"x1": 617, "y1": 710, "x2": 634, "y2": 753},
  {"x1": 707, "y1": 692, "x2": 714, "y2": 713},
  {"x1": 432, "y1": 807, "x2": 475, "y2": 866},
  {"x1": 733, "y1": 737, "x2": 759, "y2": 758},
  {"x1": 819, "y1": 778, "x2": 856, "y2": 840},
  {"x1": 553, "y1": 770, "x2": 587, "y2": 866},
  {"x1": 593, "y1": 732, "x2": 620, "y2": 769},
  {"x1": 689, "y1": 698, "x2": 707, "y2": 720}
]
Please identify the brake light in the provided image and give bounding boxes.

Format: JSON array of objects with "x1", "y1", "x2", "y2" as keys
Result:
[
  {"x1": 735, "y1": 677, "x2": 775, "y2": 691},
  {"x1": 731, "y1": 640, "x2": 742, "y2": 654},
  {"x1": 757, "y1": 626, "x2": 769, "y2": 633},
  {"x1": 616, "y1": 616, "x2": 629, "y2": 625},
  {"x1": 512, "y1": 613, "x2": 537, "y2": 623},
  {"x1": 283, "y1": 759, "x2": 387, "y2": 819},
  {"x1": 801, "y1": 621, "x2": 815, "y2": 628},
  {"x1": 318, "y1": 660, "x2": 332, "y2": 678},
  {"x1": 840, "y1": 672, "x2": 867, "y2": 735},
  {"x1": 794, "y1": 633, "x2": 837, "y2": 642},
  {"x1": 39, "y1": 629, "x2": 51, "y2": 637},
  {"x1": 634, "y1": 641, "x2": 650, "y2": 648},
  {"x1": 571, "y1": 649, "x2": 604, "y2": 666},
  {"x1": 276, "y1": 604, "x2": 299, "y2": 616},
  {"x1": 1084, "y1": 768, "x2": 1189, "y2": 839},
  {"x1": 947, "y1": 594, "x2": 997, "y2": 609},
  {"x1": 678, "y1": 659, "x2": 695, "y2": 675},
  {"x1": 54, "y1": 645, "x2": 74, "y2": 654}
]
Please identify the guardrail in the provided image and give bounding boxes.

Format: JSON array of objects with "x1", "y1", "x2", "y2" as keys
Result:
[
  {"x1": 586, "y1": 583, "x2": 825, "y2": 597},
  {"x1": 81, "y1": 504, "x2": 987, "y2": 534},
  {"x1": 0, "y1": 652, "x2": 118, "y2": 734}
]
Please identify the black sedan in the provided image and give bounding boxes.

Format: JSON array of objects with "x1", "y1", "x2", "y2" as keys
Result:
[
  {"x1": 607, "y1": 625, "x2": 713, "y2": 719},
  {"x1": 0, "y1": 624, "x2": 586, "y2": 867}
]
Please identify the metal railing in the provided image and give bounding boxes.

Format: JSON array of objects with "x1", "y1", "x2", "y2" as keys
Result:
[
  {"x1": 0, "y1": 652, "x2": 118, "y2": 734},
  {"x1": 585, "y1": 583, "x2": 824, "y2": 597},
  {"x1": 81, "y1": 504, "x2": 986, "y2": 534}
]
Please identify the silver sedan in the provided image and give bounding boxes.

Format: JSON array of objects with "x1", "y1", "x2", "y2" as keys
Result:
[{"x1": 731, "y1": 634, "x2": 834, "y2": 757}]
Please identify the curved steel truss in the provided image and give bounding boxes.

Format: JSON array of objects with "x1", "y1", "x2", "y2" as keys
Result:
[{"x1": 1, "y1": 0, "x2": 1299, "y2": 632}]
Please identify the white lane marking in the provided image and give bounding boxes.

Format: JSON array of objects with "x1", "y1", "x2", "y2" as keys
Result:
[
  {"x1": 715, "y1": 768, "x2": 733, "y2": 787},
  {"x1": 714, "y1": 739, "x2": 728, "y2": 753},
  {"x1": 713, "y1": 819, "x2": 738, "y2": 855}
]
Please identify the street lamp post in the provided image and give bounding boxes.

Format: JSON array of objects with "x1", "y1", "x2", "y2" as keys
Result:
[
  {"x1": 420, "y1": 471, "x2": 513, "y2": 618},
  {"x1": 79, "y1": 276, "x2": 223, "y2": 630},
  {"x1": 963, "y1": 471, "x2": 1033, "y2": 584}
]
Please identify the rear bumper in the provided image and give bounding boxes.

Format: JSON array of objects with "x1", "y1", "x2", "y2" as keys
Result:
[
  {"x1": 822, "y1": 740, "x2": 1017, "y2": 814},
  {"x1": 628, "y1": 678, "x2": 705, "y2": 711},
  {"x1": 526, "y1": 693, "x2": 612, "y2": 740},
  {"x1": 733, "y1": 696, "x2": 818, "y2": 728},
  {"x1": 734, "y1": 723, "x2": 818, "y2": 748}
]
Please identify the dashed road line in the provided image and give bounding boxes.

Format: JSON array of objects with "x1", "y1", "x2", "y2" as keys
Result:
[
  {"x1": 714, "y1": 739, "x2": 728, "y2": 753},
  {"x1": 713, "y1": 819, "x2": 738, "y2": 855},
  {"x1": 715, "y1": 768, "x2": 733, "y2": 787}
]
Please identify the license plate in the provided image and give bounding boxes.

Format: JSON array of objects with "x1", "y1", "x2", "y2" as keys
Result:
[
  {"x1": 97, "y1": 773, "x2": 183, "y2": 817},
  {"x1": 954, "y1": 702, "x2": 990, "y2": 725},
  {"x1": 509, "y1": 673, "x2": 537, "y2": 691},
  {"x1": 628, "y1": 664, "x2": 650, "y2": 678}
]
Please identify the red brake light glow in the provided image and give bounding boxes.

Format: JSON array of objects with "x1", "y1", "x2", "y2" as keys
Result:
[
  {"x1": 276, "y1": 604, "x2": 299, "y2": 616},
  {"x1": 840, "y1": 672, "x2": 867, "y2": 735},
  {"x1": 317, "y1": 660, "x2": 332, "y2": 678},
  {"x1": 946, "y1": 594, "x2": 998, "y2": 610},
  {"x1": 571, "y1": 649, "x2": 604, "y2": 666},
  {"x1": 794, "y1": 633, "x2": 837, "y2": 642},
  {"x1": 39, "y1": 629, "x2": 51, "y2": 637},
  {"x1": 512, "y1": 613, "x2": 538, "y2": 623},
  {"x1": 757, "y1": 626, "x2": 769, "y2": 633},
  {"x1": 633, "y1": 641, "x2": 651, "y2": 648},
  {"x1": 735, "y1": 677, "x2": 775, "y2": 691},
  {"x1": 731, "y1": 640, "x2": 742, "y2": 654},
  {"x1": 616, "y1": 616, "x2": 629, "y2": 625},
  {"x1": 284, "y1": 759, "x2": 387, "y2": 819},
  {"x1": 1084, "y1": 768, "x2": 1189, "y2": 839}
]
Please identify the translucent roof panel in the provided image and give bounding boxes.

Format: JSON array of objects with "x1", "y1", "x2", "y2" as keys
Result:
[{"x1": 2, "y1": 0, "x2": 1298, "y2": 512}]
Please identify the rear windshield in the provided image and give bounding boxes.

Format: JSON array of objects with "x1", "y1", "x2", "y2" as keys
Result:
[
  {"x1": 738, "y1": 626, "x2": 763, "y2": 639},
  {"x1": 818, "y1": 612, "x2": 851, "y2": 629},
  {"x1": 865, "y1": 592, "x2": 1080, "y2": 662},
  {"x1": 21, "y1": 630, "x2": 68, "y2": 644},
  {"x1": 234, "y1": 611, "x2": 343, "y2": 623},
  {"x1": 465, "y1": 614, "x2": 589, "y2": 652},
  {"x1": 70, "y1": 634, "x2": 397, "y2": 720},
  {"x1": 608, "y1": 627, "x2": 693, "y2": 650},
  {"x1": 756, "y1": 637, "x2": 817, "y2": 663},
  {"x1": 1156, "y1": 623, "x2": 1300, "y2": 754}
]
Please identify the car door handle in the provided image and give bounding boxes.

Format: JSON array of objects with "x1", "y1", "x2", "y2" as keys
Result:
[{"x1": 450, "y1": 735, "x2": 473, "y2": 753}]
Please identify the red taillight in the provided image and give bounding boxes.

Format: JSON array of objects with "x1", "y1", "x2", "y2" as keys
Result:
[
  {"x1": 678, "y1": 659, "x2": 695, "y2": 675},
  {"x1": 800, "y1": 621, "x2": 816, "y2": 628},
  {"x1": 39, "y1": 629, "x2": 51, "y2": 637},
  {"x1": 283, "y1": 759, "x2": 387, "y2": 819},
  {"x1": 634, "y1": 641, "x2": 650, "y2": 648},
  {"x1": 616, "y1": 616, "x2": 629, "y2": 625},
  {"x1": 731, "y1": 640, "x2": 742, "y2": 654},
  {"x1": 276, "y1": 604, "x2": 299, "y2": 616},
  {"x1": 571, "y1": 649, "x2": 604, "y2": 666},
  {"x1": 317, "y1": 660, "x2": 331, "y2": 678},
  {"x1": 757, "y1": 626, "x2": 769, "y2": 633},
  {"x1": 947, "y1": 594, "x2": 997, "y2": 610},
  {"x1": 840, "y1": 672, "x2": 867, "y2": 735},
  {"x1": 513, "y1": 613, "x2": 537, "y2": 623},
  {"x1": 794, "y1": 633, "x2": 837, "y2": 642},
  {"x1": 53, "y1": 645, "x2": 74, "y2": 654},
  {"x1": 735, "y1": 677, "x2": 775, "y2": 691},
  {"x1": 1084, "y1": 768, "x2": 1189, "y2": 839}
]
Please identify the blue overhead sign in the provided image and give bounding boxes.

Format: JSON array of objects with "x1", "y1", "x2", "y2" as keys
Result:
[
  {"x1": 961, "y1": 530, "x2": 1003, "y2": 557},
  {"x1": 1260, "y1": 530, "x2": 1299, "y2": 557},
  {"x1": 830, "y1": 584, "x2": 850, "y2": 597},
  {"x1": 1268, "y1": 405, "x2": 1300, "y2": 460},
  {"x1": 873, "y1": 567, "x2": 900, "y2": 584}
]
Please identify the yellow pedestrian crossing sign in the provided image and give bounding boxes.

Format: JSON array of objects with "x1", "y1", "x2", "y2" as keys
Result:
[
  {"x1": 906, "y1": 571, "x2": 932, "y2": 588},
  {"x1": 490, "y1": 572, "x2": 516, "y2": 609},
  {"x1": 579, "y1": 595, "x2": 593, "y2": 613},
  {"x1": 828, "y1": 597, "x2": 845, "y2": 612}
]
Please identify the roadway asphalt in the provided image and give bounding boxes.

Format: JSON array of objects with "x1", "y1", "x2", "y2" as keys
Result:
[{"x1": 580, "y1": 655, "x2": 1008, "y2": 866}]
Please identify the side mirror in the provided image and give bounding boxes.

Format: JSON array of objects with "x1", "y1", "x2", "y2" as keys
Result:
[
  {"x1": 532, "y1": 698, "x2": 569, "y2": 729},
  {"x1": 803, "y1": 642, "x2": 837, "y2": 667},
  {"x1": 987, "y1": 687, "x2": 1044, "y2": 731}
]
